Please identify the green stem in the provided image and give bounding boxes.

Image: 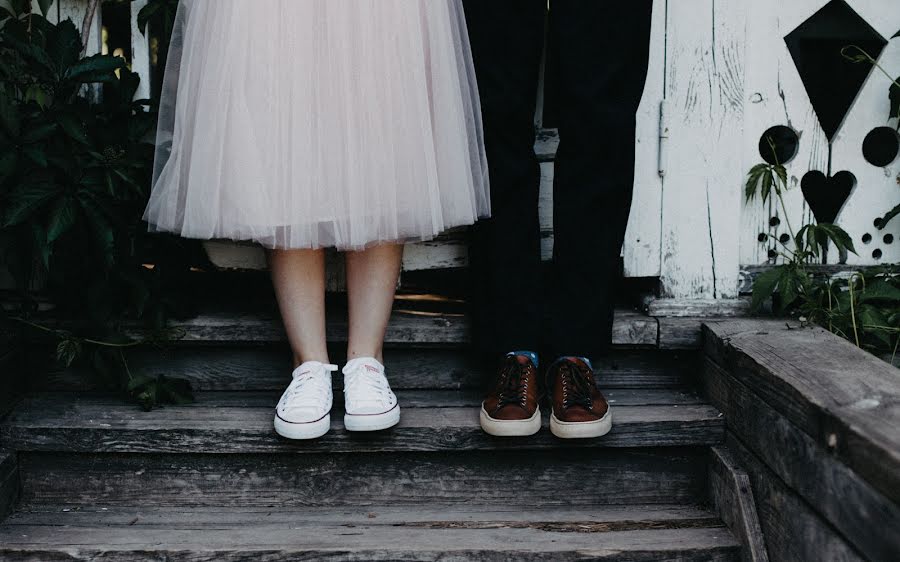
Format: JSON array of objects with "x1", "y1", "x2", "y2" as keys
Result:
[
  {"x1": 848, "y1": 274, "x2": 861, "y2": 348},
  {"x1": 10, "y1": 317, "x2": 141, "y2": 348}
]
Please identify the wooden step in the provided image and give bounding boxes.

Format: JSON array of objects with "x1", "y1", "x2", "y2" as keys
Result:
[
  {"x1": 125, "y1": 308, "x2": 660, "y2": 347},
  {"x1": 0, "y1": 504, "x2": 741, "y2": 561},
  {"x1": 16, "y1": 447, "x2": 712, "y2": 509},
  {"x1": 54, "y1": 349, "x2": 700, "y2": 391},
  {"x1": 1, "y1": 391, "x2": 724, "y2": 455}
]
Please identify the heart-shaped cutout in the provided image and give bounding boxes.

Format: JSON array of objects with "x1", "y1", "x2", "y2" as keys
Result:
[{"x1": 800, "y1": 170, "x2": 855, "y2": 224}]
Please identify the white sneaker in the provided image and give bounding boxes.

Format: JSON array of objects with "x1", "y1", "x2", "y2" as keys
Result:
[
  {"x1": 342, "y1": 357, "x2": 400, "y2": 432},
  {"x1": 273, "y1": 361, "x2": 338, "y2": 440}
]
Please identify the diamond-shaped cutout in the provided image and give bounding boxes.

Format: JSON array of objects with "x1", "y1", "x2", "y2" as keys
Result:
[{"x1": 785, "y1": 0, "x2": 887, "y2": 141}]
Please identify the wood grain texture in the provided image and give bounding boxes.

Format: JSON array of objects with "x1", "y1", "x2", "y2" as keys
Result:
[
  {"x1": 724, "y1": 433, "x2": 864, "y2": 562},
  {"x1": 703, "y1": 319, "x2": 900, "y2": 504},
  {"x1": 0, "y1": 451, "x2": 18, "y2": 523},
  {"x1": 0, "y1": 523, "x2": 739, "y2": 562},
  {"x1": 708, "y1": 447, "x2": 769, "y2": 562},
  {"x1": 661, "y1": 0, "x2": 745, "y2": 299},
  {"x1": 703, "y1": 357, "x2": 900, "y2": 561},
  {"x1": 120, "y1": 308, "x2": 659, "y2": 347},
  {"x1": 51, "y1": 349, "x2": 699, "y2": 391},
  {"x1": 1, "y1": 392, "x2": 725, "y2": 454},
  {"x1": 4, "y1": 503, "x2": 721, "y2": 528},
  {"x1": 645, "y1": 298, "x2": 751, "y2": 318},
  {"x1": 0, "y1": 503, "x2": 739, "y2": 562},
  {"x1": 18, "y1": 448, "x2": 710, "y2": 508},
  {"x1": 658, "y1": 317, "x2": 704, "y2": 349}
]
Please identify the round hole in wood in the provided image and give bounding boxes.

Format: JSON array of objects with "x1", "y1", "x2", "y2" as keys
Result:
[
  {"x1": 769, "y1": 216, "x2": 781, "y2": 227},
  {"x1": 872, "y1": 248, "x2": 883, "y2": 260},
  {"x1": 759, "y1": 126, "x2": 800, "y2": 165},
  {"x1": 758, "y1": 233, "x2": 768, "y2": 243},
  {"x1": 862, "y1": 233, "x2": 873, "y2": 244},
  {"x1": 779, "y1": 233, "x2": 791, "y2": 244},
  {"x1": 885, "y1": 234, "x2": 895, "y2": 245}
]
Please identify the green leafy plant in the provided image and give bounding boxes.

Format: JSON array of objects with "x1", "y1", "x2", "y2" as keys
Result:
[
  {"x1": 745, "y1": 141, "x2": 857, "y2": 313},
  {"x1": 0, "y1": 3, "x2": 198, "y2": 408}
]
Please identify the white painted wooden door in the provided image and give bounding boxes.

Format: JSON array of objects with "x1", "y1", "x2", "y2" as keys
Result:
[{"x1": 741, "y1": 0, "x2": 900, "y2": 269}]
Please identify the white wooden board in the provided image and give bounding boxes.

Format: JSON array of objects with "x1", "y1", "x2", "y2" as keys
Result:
[{"x1": 659, "y1": 0, "x2": 747, "y2": 298}]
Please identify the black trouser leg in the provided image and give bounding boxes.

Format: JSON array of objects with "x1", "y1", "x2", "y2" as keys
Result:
[
  {"x1": 463, "y1": 0, "x2": 547, "y2": 361},
  {"x1": 546, "y1": 0, "x2": 653, "y2": 360}
]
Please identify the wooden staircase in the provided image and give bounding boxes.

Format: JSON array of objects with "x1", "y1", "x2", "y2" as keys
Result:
[{"x1": 0, "y1": 297, "x2": 747, "y2": 561}]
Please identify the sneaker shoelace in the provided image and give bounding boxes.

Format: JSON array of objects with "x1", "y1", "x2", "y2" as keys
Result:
[
  {"x1": 344, "y1": 360, "x2": 394, "y2": 408},
  {"x1": 284, "y1": 363, "x2": 337, "y2": 409},
  {"x1": 496, "y1": 356, "x2": 531, "y2": 409},
  {"x1": 556, "y1": 361, "x2": 595, "y2": 410}
]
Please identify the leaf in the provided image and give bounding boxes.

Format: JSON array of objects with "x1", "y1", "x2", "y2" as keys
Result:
[
  {"x1": 65, "y1": 53, "x2": 125, "y2": 83},
  {"x1": 751, "y1": 266, "x2": 783, "y2": 312},
  {"x1": 78, "y1": 195, "x2": 115, "y2": 266},
  {"x1": 21, "y1": 121, "x2": 57, "y2": 143},
  {"x1": 0, "y1": 88, "x2": 20, "y2": 138},
  {"x1": 0, "y1": 150, "x2": 16, "y2": 181},
  {"x1": 46, "y1": 195, "x2": 78, "y2": 242},
  {"x1": 745, "y1": 163, "x2": 768, "y2": 201},
  {"x1": 22, "y1": 145, "x2": 49, "y2": 167},
  {"x1": 817, "y1": 223, "x2": 857, "y2": 255},
  {"x1": 56, "y1": 337, "x2": 82, "y2": 368},
  {"x1": 858, "y1": 279, "x2": 900, "y2": 304},
  {"x1": 46, "y1": 18, "x2": 82, "y2": 76},
  {"x1": 1, "y1": 183, "x2": 56, "y2": 227},
  {"x1": 56, "y1": 112, "x2": 89, "y2": 145}
]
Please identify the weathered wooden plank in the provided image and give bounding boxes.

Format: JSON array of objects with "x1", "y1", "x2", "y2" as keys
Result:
[
  {"x1": 658, "y1": 317, "x2": 704, "y2": 349},
  {"x1": 660, "y1": 0, "x2": 745, "y2": 299},
  {"x1": 120, "y1": 308, "x2": 659, "y2": 347},
  {"x1": 1, "y1": 394, "x2": 725, "y2": 454},
  {"x1": 708, "y1": 447, "x2": 769, "y2": 562},
  {"x1": 15, "y1": 388, "x2": 706, "y2": 410},
  {"x1": 703, "y1": 357, "x2": 900, "y2": 561},
  {"x1": 703, "y1": 319, "x2": 900, "y2": 504},
  {"x1": 0, "y1": 451, "x2": 18, "y2": 523},
  {"x1": 5, "y1": 504, "x2": 721, "y2": 528},
  {"x1": 18, "y1": 448, "x2": 710, "y2": 508},
  {"x1": 0, "y1": 522, "x2": 739, "y2": 562},
  {"x1": 645, "y1": 298, "x2": 751, "y2": 318},
  {"x1": 724, "y1": 433, "x2": 864, "y2": 562},
  {"x1": 50, "y1": 349, "x2": 698, "y2": 391}
]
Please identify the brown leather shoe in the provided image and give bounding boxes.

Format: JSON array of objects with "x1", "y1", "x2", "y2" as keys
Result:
[
  {"x1": 479, "y1": 354, "x2": 541, "y2": 436},
  {"x1": 546, "y1": 357, "x2": 612, "y2": 439}
]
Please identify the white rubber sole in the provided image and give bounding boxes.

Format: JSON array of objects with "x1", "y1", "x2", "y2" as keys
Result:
[
  {"x1": 479, "y1": 405, "x2": 542, "y2": 437},
  {"x1": 274, "y1": 413, "x2": 331, "y2": 440},
  {"x1": 549, "y1": 408, "x2": 613, "y2": 439},
  {"x1": 344, "y1": 404, "x2": 401, "y2": 432}
]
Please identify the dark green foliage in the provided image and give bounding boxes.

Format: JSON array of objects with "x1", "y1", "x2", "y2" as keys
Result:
[{"x1": 0, "y1": 7, "x2": 197, "y2": 408}]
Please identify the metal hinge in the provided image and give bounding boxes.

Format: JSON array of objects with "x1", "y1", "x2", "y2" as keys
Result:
[{"x1": 658, "y1": 99, "x2": 669, "y2": 178}]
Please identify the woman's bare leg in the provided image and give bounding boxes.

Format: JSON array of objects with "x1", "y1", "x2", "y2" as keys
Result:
[
  {"x1": 268, "y1": 249, "x2": 329, "y2": 367},
  {"x1": 345, "y1": 244, "x2": 404, "y2": 363}
]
